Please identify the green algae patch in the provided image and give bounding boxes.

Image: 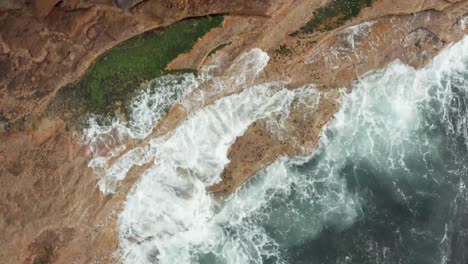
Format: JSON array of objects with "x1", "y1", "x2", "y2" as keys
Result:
[
  {"x1": 32, "y1": 246, "x2": 53, "y2": 264},
  {"x1": 291, "y1": 0, "x2": 375, "y2": 36},
  {"x1": 53, "y1": 16, "x2": 223, "y2": 118}
]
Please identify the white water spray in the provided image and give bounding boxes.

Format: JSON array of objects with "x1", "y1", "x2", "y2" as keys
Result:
[{"x1": 84, "y1": 35, "x2": 468, "y2": 263}]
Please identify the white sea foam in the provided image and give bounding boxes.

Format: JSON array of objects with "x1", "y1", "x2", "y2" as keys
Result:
[
  {"x1": 458, "y1": 15, "x2": 468, "y2": 30},
  {"x1": 84, "y1": 49, "x2": 272, "y2": 193},
  {"x1": 80, "y1": 48, "x2": 321, "y2": 262},
  {"x1": 305, "y1": 21, "x2": 375, "y2": 66},
  {"x1": 307, "y1": 35, "x2": 468, "y2": 263},
  {"x1": 117, "y1": 82, "x2": 315, "y2": 263},
  {"x1": 83, "y1": 74, "x2": 200, "y2": 192},
  {"x1": 124, "y1": 35, "x2": 468, "y2": 263},
  {"x1": 346, "y1": 21, "x2": 375, "y2": 49},
  {"x1": 84, "y1": 35, "x2": 468, "y2": 263}
]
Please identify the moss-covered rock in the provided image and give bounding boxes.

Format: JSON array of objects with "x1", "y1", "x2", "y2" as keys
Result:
[
  {"x1": 291, "y1": 0, "x2": 375, "y2": 36},
  {"x1": 51, "y1": 16, "x2": 223, "y2": 119}
]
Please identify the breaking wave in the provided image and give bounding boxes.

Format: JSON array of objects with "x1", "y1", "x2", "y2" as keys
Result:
[{"x1": 84, "y1": 36, "x2": 468, "y2": 264}]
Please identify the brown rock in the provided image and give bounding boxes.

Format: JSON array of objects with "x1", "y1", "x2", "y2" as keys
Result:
[
  {"x1": 0, "y1": 0, "x2": 288, "y2": 126},
  {"x1": 34, "y1": 0, "x2": 62, "y2": 18},
  {"x1": 147, "y1": 0, "x2": 468, "y2": 199},
  {"x1": 1, "y1": 0, "x2": 468, "y2": 262},
  {"x1": 206, "y1": 0, "x2": 468, "y2": 198},
  {"x1": 114, "y1": 0, "x2": 145, "y2": 9}
]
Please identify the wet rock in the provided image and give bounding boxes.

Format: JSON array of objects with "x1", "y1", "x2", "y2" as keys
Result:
[
  {"x1": 114, "y1": 0, "x2": 145, "y2": 9},
  {"x1": 1, "y1": 0, "x2": 468, "y2": 263},
  {"x1": 458, "y1": 14, "x2": 468, "y2": 30}
]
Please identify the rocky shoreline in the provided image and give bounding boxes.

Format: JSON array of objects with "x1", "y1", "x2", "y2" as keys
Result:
[{"x1": 1, "y1": 0, "x2": 468, "y2": 263}]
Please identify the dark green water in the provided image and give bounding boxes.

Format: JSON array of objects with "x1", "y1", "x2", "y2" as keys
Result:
[
  {"x1": 102, "y1": 37, "x2": 468, "y2": 264},
  {"x1": 201, "y1": 37, "x2": 468, "y2": 264}
]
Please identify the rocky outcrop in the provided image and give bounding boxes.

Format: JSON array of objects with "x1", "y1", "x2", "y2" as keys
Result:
[
  {"x1": 1, "y1": 0, "x2": 468, "y2": 263},
  {"x1": 160, "y1": 0, "x2": 468, "y2": 197},
  {"x1": 0, "y1": 0, "x2": 290, "y2": 130},
  {"x1": 114, "y1": 0, "x2": 145, "y2": 9},
  {"x1": 0, "y1": 1, "x2": 291, "y2": 263}
]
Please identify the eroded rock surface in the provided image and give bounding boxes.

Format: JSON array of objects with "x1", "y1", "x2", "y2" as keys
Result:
[
  {"x1": 0, "y1": 1, "x2": 290, "y2": 262},
  {"x1": 114, "y1": 0, "x2": 145, "y2": 9},
  {"x1": 0, "y1": 0, "x2": 289, "y2": 128},
  {"x1": 163, "y1": 0, "x2": 468, "y2": 196},
  {"x1": 1, "y1": 0, "x2": 468, "y2": 263}
]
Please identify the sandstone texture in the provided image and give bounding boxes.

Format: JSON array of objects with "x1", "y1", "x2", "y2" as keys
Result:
[
  {"x1": 1, "y1": 0, "x2": 468, "y2": 263},
  {"x1": 160, "y1": 0, "x2": 468, "y2": 197},
  {"x1": 0, "y1": 0, "x2": 288, "y2": 128}
]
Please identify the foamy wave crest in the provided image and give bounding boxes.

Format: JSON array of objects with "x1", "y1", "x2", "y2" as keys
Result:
[
  {"x1": 117, "y1": 82, "x2": 320, "y2": 264},
  {"x1": 110, "y1": 49, "x2": 322, "y2": 263},
  {"x1": 84, "y1": 49, "x2": 272, "y2": 193},
  {"x1": 83, "y1": 74, "x2": 200, "y2": 192},
  {"x1": 88, "y1": 35, "x2": 468, "y2": 263},
  {"x1": 83, "y1": 49, "x2": 274, "y2": 193},
  {"x1": 117, "y1": 36, "x2": 468, "y2": 263},
  {"x1": 200, "y1": 35, "x2": 468, "y2": 264}
]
